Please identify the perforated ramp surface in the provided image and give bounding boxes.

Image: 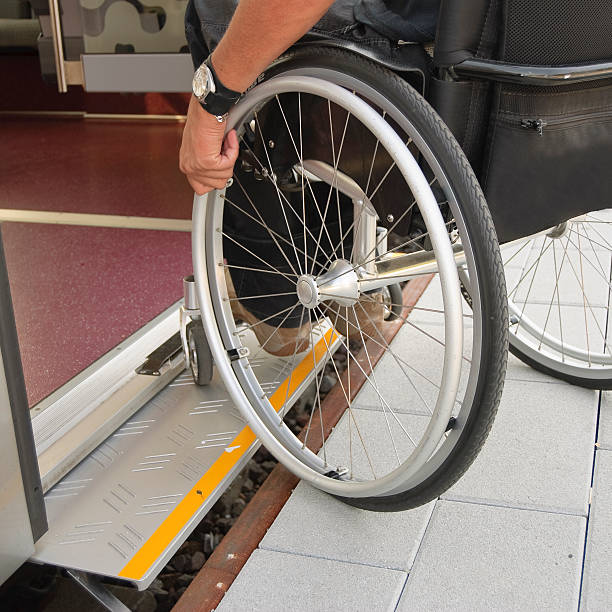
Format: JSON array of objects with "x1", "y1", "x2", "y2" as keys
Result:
[{"x1": 31, "y1": 324, "x2": 337, "y2": 589}]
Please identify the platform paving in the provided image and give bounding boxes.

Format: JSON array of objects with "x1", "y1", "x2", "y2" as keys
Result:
[
  {"x1": 581, "y1": 451, "x2": 612, "y2": 611},
  {"x1": 217, "y1": 270, "x2": 611, "y2": 610},
  {"x1": 597, "y1": 392, "x2": 612, "y2": 450}
]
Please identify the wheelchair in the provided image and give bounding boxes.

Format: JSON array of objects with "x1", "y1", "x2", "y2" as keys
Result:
[{"x1": 186, "y1": 0, "x2": 612, "y2": 511}]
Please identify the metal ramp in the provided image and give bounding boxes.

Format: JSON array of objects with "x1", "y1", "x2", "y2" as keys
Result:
[{"x1": 31, "y1": 323, "x2": 337, "y2": 589}]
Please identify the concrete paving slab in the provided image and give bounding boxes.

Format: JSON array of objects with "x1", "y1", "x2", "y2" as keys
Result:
[
  {"x1": 501, "y1": 239, "x2": 534, "y2": 291},
  {"x1": 513, "y1": 239, "x2": 610, "y2": 308},
  {"x1": 407, "y1": 276, "x2": 474, "y2": 326},
  {"x1": 353, "y1": 320, "x2": 472, "y2": 416},
  {"x1": 505, "y1": 350, "x2": 568, "y2": 383},
  {"x1": 500, "y1": 237, "x2": 534, "y2": 263},
  {"x1": 398, "y1": 500, "x2": 585, "y2": 612},
  {"x1": 509, "y1": 302, "x2": 608, "y2": 356},
  {"x1": 320, "y1": 407, "x2": 431, "y2": 481},
  {"x1": 216, "y1": 549, "x2": 407, "y2": 612},
  {"x1": 525, "y1": 230, "x2": 612, "y2": 255},
  {"x1": 581, "y1": 450, "x2": 612, "y2": 611},
  {"x1": 597, "y1": 392, "x2": 612, "y2": 450},
  {"x1": 260, "y1": 481, "x2": 434, "y2": 571},
  {"x1": 442, "y1": 379, "x2": 598, "y2": 515},
  {"x1": 549, "y1": 214, "x2": 612, "y2": 251}
]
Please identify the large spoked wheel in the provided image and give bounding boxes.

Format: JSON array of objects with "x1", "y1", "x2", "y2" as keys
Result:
[
  {"x1": 192, "y1": 48, "x2": 507, "y2": 510},
  {"x1": 503, "y1": 212, "x2": 612, "y2": 388}
]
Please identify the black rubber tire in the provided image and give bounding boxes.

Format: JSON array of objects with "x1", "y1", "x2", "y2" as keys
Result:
[
  {"x1": 188, "y1": 321, "x2": 213, "y2": 386},
  {"x1": 257, "y1": 47, "x2": 508, "y2": 511},
  {"x1": 508, "y1": 342, "x2": 612, "y2": 389}
]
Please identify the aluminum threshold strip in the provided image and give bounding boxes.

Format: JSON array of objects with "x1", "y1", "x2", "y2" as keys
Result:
[
  {"x1": 0, "y1": 209, "x2": 191, "y2": 232},
  {"x1": 33, "y1": 302, "x2": 184, "y2": 492},
  {"x1": 0, "y1": 111, "x2": 186, "y2": 122},
  {"x1": 82, "y1": 53, "x2": 193, "y2": 93},
  {"x1": 31, "y1": 322, "x2": 338, "y2": 590}
]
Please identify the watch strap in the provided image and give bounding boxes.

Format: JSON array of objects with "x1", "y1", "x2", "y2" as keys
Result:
[{"x1": 200, "y1": 56, "x2": 242, "y2": 117}]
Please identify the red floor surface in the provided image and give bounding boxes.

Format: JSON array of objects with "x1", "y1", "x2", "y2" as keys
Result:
[
  {"x1": 1, "y1": 117, "x2": 193, "y2": 218},
  {"x1": 1, "y1": 115, "x2": 197, "y2": 405},
  {"x1": 2, "y1": 222, "x2": 192, "y2": 406}
]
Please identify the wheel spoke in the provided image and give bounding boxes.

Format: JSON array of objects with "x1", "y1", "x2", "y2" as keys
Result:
[
  {"x1": 502, "y1": 238, "x2": 533, "y2": 267},
  {"x1": 556, "y1": 234, "x2": 612, "y2": 355},
  {"x1": 221, "y1": 231, "x2": 298, "y2": 285},
  {"x1": 309, "y1": 102, "x2": 353, "y2": 274},
  {"x1": 315, "y1": 303, "x2": 419, "y2": 449},
  {"x1": 350, "y1": 302, "x2": 401, "y2": 465},
  {"x1": 353, "y1": 299, "x2": 433, "y2": 415},
  {"x1": 564, "y1": 232, "x2": 612, "y2": 290},
  {"x1": 322, "y1": 298, "x2": 459, "y2": 396},
  {"x1": 570, "y1": 224, "x2": 610, "y2": 281},
  {"x1": 366, "y1": 137, "x2": 413, "y2": 202},
  {"x1": 312, "y1": 307, "x2": 377, "y2": 478},
  {"x1": 303, "y1": 317, "x2": 328, "y2": 466},
  {"x1": 273, "y1": 94, "x2": 337, "y2": 267},
  {"x1": 235, "y1": 303, "x2": 301, "y2": 334},
  {"x1": 508, "y1": 238, "x2": 550, "y2": 322},
  {"x1": 222, "y1": 263, "x2": 299, "y2": 277},
  {"x1": 248, "y1": 303, "x2": 304, "y2": 362},
  {"x1": 226, "y1": 291, "x2": 296, "y2": 302},
  {"x1": 364, "y1": 111, "x2": 385, "y2": 195},
  {"x1": 222, "y1": 191, "x2": 321, "y2": 271},
  {"x1": 253, "y1": 112, "x2": 304, "y2": 276},
  {"x1": 577, "y1": 230, "x2": 591, "y2": 365},
  {"x1": 238, "y1": 134, "x2": 336, "y2": 270},
  {"x1": 275, "y1": 307, "x2": 307, "y2": 422}
]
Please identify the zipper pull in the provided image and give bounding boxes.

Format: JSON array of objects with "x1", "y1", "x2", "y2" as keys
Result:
[{"x1": 521, "y1": 119, "x2": 547, "y2": 136}]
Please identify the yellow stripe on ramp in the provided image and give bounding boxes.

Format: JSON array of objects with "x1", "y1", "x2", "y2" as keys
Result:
[{"x1": 118, "y1": 327, "x2": 335, "y2": 581}]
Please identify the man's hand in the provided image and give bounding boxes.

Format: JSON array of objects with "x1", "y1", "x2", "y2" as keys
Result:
[{"x1": 179, "y1": 95, "x2": 239, "y2": 195}]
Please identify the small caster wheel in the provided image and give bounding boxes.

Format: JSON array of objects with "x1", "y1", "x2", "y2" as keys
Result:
[
  {"x1": 382, "y1": 283, "x2": 403, "y2": 320},
  {"x1": 188, "y1": 322, "x2": 213, "y2": 385}
]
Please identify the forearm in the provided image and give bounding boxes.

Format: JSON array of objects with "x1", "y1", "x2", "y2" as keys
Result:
[{"x1": 211, "y1": 0, "x2": 336, "y2": 92}]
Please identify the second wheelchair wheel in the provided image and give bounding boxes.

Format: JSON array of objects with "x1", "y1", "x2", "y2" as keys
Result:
[
  {"x1": 502, "y1": 212, "x2": 612, "y2": 388},
  {"x1": 192, "y1": 47, "x2": 507, "y2": 510}
]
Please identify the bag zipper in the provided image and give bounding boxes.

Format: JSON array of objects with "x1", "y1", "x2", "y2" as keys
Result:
[
  {"x1": 504, "y1": 109, "x2": 612, "y2": 135},
  {"x1": 520, "y1": 119, "x2": 547, "y2": 136}
]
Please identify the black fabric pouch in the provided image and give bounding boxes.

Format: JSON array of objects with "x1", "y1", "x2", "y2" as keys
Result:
[{"x1": 481, "y1": 80, "x2": 612, "y2": 243}]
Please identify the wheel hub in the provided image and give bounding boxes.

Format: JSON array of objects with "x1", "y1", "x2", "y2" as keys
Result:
[
  {"x1": 296, "y1": 259, "x2": 360, "y2": 309},
  {"x1": 296, "y1": 276, "x2": 319, "y2": 309}
]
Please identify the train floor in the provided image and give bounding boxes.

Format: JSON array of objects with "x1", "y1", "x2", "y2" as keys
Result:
[{"x1": 1, "y1": 116, "x2": 193, "y2": 406}]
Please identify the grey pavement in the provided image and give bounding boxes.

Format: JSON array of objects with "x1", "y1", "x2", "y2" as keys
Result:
[
  {"x1": 217, "y1": 549, "x2": 407, "y2": 612},
  {"x1": 597, "y1": 392, "x2": 612, "y2": 450},
  {"x1": 581, "y1": 451, "x2": 612, "y2": 611},
  {"x1": 217, "y1": 272, "x2": 610, "y2": 610}
]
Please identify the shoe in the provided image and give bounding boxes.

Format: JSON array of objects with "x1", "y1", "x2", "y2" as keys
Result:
[
  {"x1": 225, "y1": 268, "x2": 310, "y2": 357},
  {"x1": 225, "y1": 269, "x2": 385, "y2": 355}
]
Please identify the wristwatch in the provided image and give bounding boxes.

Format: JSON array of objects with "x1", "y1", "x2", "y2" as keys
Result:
[{"x1": 192, "y1": 56, "x2": 242, "y2": 122}]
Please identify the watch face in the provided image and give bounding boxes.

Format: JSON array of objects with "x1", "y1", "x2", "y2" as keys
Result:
[{"x1": 192, "y1": 65, "x2": 211, "y2": 100}]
